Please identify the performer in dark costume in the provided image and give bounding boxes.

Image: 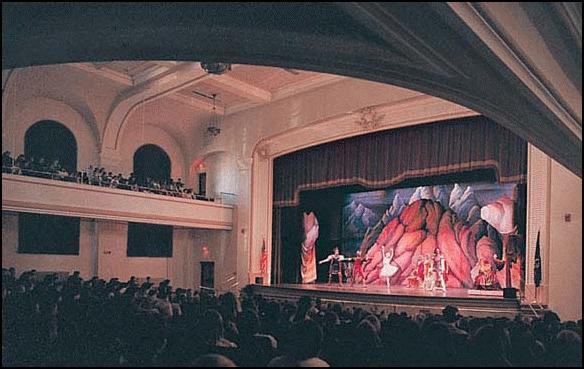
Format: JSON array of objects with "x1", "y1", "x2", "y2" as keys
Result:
[
  {"x1": 319, "y1": 247, "x2": 345, "y2": 286},
  {"x1": 493, "y1": 234, "x2": 521, "y2": 289}
]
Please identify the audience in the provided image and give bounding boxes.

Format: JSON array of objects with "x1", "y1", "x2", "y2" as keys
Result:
[
  {"x1": 2, "y1": 268, "x2": 582, "y2": 367},
  {"x1": 2, "y1": 152, "x2": 207, "y2": 200}
]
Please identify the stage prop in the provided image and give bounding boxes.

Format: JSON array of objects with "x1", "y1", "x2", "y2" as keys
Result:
[
  {"x1": 342, "y1": 182, "x2": 525, "y2": 291},
  {"x1": 300, "y1": 212, "x2": 319, "y2": 283}
]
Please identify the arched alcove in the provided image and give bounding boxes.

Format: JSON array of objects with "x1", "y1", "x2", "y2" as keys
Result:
[
  {"x1": 133, "y1": 144, "x2": 171, "y2": 186},
  {"x1": 24, "y1": 120, "x2": 78, "y2": 173}
]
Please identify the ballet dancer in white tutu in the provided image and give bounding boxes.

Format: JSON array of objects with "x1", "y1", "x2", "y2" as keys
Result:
[{"x1": 380, "y1": 244, "x2": 399, "y2": 292}]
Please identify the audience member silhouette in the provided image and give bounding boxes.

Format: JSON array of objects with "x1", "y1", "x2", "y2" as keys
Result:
[{"x1": 2, "y1": 268, "x2": 581, "y2": 367}]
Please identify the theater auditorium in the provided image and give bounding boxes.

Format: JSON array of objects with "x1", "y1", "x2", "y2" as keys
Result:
[{"x1": 2, "y1": 3, "x2": 581, "y2": 367}]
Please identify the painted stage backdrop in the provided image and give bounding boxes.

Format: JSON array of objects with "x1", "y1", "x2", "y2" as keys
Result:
[{"x1": 342, "y1": 182, "x2": 524, "y2": 289}]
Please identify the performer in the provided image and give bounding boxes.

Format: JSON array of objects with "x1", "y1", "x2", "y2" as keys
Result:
[
  {"x1": 416, "y1": 256, "x2": 425, "y2": 288},
  {"x1": 474, "y1": 258, "x2": 500, "y2": 290},
  {"x1": 434, "y1": 248, "x2": 448, "y2": 291},
  {"x1": 424, "y1": 263, "x2": 436, "y2": 291},
  {"x1": 348, "y1": 250, "x2": 369, "y2": 286},
  {"x1": 406, "y1": 269, "x2": 420, "y2": 288},
  {"x1": 379, "y1": 245, "x2": 398, "y2": 292},
  {"x1": 423, "y1": 254, "x2": 432, "y2": 284},
  {"x1": 493, "y1": 234, "x2": 521, "y2": 289},
  {"x1": 319, "y1": 247, "x2": 345, "y2": 286},
  {"x1": 423, "y1": 254, "x2": 436, "y2": 291}
]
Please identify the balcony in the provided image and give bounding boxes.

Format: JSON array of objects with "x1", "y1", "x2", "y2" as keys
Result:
[{"x1": 2, "y1": 173, "x2": 233, "y2": 229}]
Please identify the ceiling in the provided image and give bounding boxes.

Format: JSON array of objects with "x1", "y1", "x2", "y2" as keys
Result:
[
  {"x1": 71, "y1": 61, "x2": 344, "y2": 116},
  {"x1": 2, "y1": 2, "x2": 581, "y2": 176}
]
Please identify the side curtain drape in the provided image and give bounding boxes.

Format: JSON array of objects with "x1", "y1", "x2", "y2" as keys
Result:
[
  {"x1": 271, "y1": 207, "x2": 283, "y2": 284},
  {"x1": 271, "y1": 206, "x2": 303, "y2": 284}
]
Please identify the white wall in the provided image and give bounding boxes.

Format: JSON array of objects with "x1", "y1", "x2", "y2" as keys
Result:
[
  {"x1": 95, "y1": 220, "x2": 197, "y2": 286},
  {"x1": 192, "y1": 80, "x2": 431, "y2": 288},
  {"x1": 2, "y1": 212, "x2": 97, "y2": 279},
  {"x1": 526, "y1": 144, "x2": 582, "y2": 321},
  {"x1": 548, "y1": 161, "x2": 582, "y2": 321},
  {"x1": 201, "y1": 151, "x2": 239, "y2": 200},
  {"x1": 190, "y1": 229, "x2": 237, "y2": 293},
  {"x1": 2, "y1": 213, "x2": 234, "y2": 291}
]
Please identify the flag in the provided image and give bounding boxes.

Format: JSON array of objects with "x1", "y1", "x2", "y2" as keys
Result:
[
  {"x1": 534, "y1": 230, "x2": 542, "y2": 287},
  {"x1": 260, "y1": 238, "x2": 268, "y2": 276}
]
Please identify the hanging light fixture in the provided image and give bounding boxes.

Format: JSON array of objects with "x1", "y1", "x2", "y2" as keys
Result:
[
  {"x1": 206, "y1": 93, "x2": 221, "y2": 137},
  {"x1": 201, "y1": 62, "x2": 232, "y2": 75}
]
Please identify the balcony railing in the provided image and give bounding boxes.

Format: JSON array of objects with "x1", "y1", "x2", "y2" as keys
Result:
[
  {"x1": 2, "y1": 166, "x2": 214, "y2": 201},
  {"x1": 2, "y1": 173, "x2": 234, "y2": 230}
]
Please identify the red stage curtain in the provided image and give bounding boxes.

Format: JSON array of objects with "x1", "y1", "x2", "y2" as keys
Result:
[{"x1": 273, "y1": 116, "x2": 527, "y2": 207}]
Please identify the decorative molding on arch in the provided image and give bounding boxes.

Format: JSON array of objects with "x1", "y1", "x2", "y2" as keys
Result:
[
  {"x1": 1, "y1": 69, "x2": 13, "y2": 91},
  {"x1": 247, "y1": 95, "x2": 478, "y2": 284},
  {"x1": 101, "y1": 62, "x2": 211, "y2": 155},
  {"x1": 447, "y1": 2, "x2": 581, "y2": 140},
  {"x1": 2, "y1": 70, "x2": 102, "y2": 151},
  {"x1": 3, "y1": 96, "x2": 100, "y2": 168},
  {"x1": 354, "y1": 106, "x2": 386, "y2": 131},
  {"x1": 1, "y1": 68, "x2": 18, "y2": 132},
  {"x1": 257, "y1": 94, "x2": 478, "y2": 159}
]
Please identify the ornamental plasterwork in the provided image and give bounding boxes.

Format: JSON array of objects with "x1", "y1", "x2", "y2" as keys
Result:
[
  {"x1": 256, "y1": 143, "x2": 270, "y2": 160},
  {"x1": 355, "y1": 106, "x2": 385, "y2": 131}
]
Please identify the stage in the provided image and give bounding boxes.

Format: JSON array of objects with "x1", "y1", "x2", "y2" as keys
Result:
[{"x1": 249, "y1": 283, "x2": 541, "y2": 318}]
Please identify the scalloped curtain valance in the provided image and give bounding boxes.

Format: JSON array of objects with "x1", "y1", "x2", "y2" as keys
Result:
[{"x1": 273, "y1": 116, "x2": 527, "y2": 207}]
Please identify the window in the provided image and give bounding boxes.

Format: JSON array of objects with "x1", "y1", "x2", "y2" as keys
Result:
[
  {"x1": 127, "y1": 222, "x2": 173, "y2": 257},
  {"x1": 18, "y1": 213, "x2": 80, "y2": 255}
]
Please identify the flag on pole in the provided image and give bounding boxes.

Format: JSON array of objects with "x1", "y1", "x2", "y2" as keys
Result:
[
  {"x1": 260, "y1": 238, "x2": 268, "y2": 276},
  {"x1": 534, "y1": 230, "x2": 542, "y2": 287}
]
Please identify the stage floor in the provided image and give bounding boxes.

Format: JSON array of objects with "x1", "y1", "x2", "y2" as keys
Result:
[
  {"x1": 250, "y1": 283, "x2": 527, "y2": 318},
  {"x1": 272, "y1": 283, "x2": 505, "y2": 300}
]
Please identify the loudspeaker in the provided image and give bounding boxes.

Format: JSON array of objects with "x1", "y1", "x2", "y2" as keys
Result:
[
  {"x1": 255, "y1": 277, "x2": 264, "y2": 285},
  {"x1": 503, "y1": 288, "x2": 517, "y2": 299}
]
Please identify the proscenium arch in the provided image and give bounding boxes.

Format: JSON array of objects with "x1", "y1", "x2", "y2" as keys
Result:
[{"x1": 2, "y1": 3, "x2": 581, "y2": 177}]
